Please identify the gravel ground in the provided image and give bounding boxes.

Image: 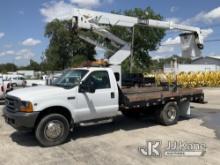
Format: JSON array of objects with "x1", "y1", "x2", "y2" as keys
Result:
[{"x1": 0, "y1": 88, "x2": 220, "y2": 165}]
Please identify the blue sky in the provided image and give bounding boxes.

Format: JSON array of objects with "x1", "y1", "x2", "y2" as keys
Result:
[{"x1": 0, "y1": 0, "x2": 220, "y2": 66}]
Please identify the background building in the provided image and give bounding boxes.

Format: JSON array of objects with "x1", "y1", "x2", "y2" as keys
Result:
[{"x1": 164, "y1": 56, "x2": 220, "y2": 73}]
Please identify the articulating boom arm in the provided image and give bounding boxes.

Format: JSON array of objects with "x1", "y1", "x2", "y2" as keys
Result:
[
  {"x1": 72, "y1": 8, "x2": 204, "y2": 64},
  {"x1": 72, "y1": 8, "x2": 204, "y2": 47}
]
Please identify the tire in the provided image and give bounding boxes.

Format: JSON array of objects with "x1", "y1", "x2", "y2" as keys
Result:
[
  {"x1": 35, "y1": 114, "x2": 70, "y2": 147},
  {"x1": 156, "y1": 102, "x2": 179, "y2": 126}
]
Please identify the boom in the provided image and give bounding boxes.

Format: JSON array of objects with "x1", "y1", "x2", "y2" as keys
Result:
[
  {"x1": 72, "y1": 8, "x2": 204, "y2": 49},
  {"x1": 72, "y1": 8, "x2": 205, "y2": 86}
]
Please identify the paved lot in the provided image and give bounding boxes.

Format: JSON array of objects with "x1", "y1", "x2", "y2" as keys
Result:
[{"x1": 0, "y1": 88, "x2": 220, "y2": 165}]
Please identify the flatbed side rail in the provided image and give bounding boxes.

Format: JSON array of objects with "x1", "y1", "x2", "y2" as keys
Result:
[{"x1": 119, "y1": 90, "x2": 206, "y2": 110}]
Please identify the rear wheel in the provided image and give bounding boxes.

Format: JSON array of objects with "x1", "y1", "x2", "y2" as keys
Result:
[
  {"x1": 156, "y1": 102, "x2": 179, "y2": 125},
  {"x1": 35, "y1": 114, "x2": 70, "y2": 147}
]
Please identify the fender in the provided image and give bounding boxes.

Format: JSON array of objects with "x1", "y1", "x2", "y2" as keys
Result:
[{"x1": 33, "y1": 99, "x2": 78, "y2": 122}]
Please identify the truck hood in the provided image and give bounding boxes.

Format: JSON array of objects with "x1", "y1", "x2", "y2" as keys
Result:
[{"x1": 7, "y1": 86, "x2": 70, "y2": 101}]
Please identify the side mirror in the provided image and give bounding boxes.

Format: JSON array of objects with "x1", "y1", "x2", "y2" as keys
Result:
[{"x1": 79, "y1": 81, "x2": 96, "y2": 93}]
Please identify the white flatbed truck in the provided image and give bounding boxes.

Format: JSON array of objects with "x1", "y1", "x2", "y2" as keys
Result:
[{"x1": 3, "y1": 67, "x2": 205, "y2": 146}]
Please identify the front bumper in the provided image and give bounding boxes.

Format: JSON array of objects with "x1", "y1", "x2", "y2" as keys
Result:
[{"x1": 3, "y1": 108, "x2": 39, "y2": 130}]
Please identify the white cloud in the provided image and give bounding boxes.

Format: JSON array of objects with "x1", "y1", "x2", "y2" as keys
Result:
[
  {"x1": 204, "y1": 7, "x2": 220, "y2": 21},
  {"x1": 184, "y1": 6, "x2": 220, "y2": 25},
  {"x1": 156, "y1": 46, "x2": 174, "y2": 53},
  {"x1": 0, "y1": 49, "x2": 34, "y2": 60},
  {"x1": 0, "y1": 50, "x2": 15, "y2": 57},
  {"x1": 150, "y1": 42, "x2": 178, "y2": 59},
  {"x1": 166, "y1": 17, "x2": 180, "y2": 24},
  {"x1": 201, "y1": 28, "x2": 214, "y2": 39},
  {"x1": 22, "y1": 38, "x2": 41, "y2": 46},
  {"x1": 18, "y1": 10, "x2": 24, "y2": 15},
  {"x1": 40, "y1": 1, "x2": 76, "y2": 22},
  {"x1": 0, "y1": 32, "x2": 5, "y2": 39},
  {"x1": 170, "y1": 6, "x2": 178, "y2": 13},
  {"x1": 166, "y1": 7, "x2": 220, "y2": 26},
  {"x1": 15, "y1": 49, "x2": 34, "y2": 60},
  {"x1": 40, "y1": 0, "x2": 114, "y2": 22},
  {"x1": 70, "y1": 0, "x2": 100, "y2": 8},
  {"x1": 162, "y1": 36, "x2": 181, "y2": 45}
]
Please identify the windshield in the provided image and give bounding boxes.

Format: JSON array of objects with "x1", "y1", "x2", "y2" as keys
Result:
[{"x1": 53, "y1": 69, "x2": 88, "y2": 89}]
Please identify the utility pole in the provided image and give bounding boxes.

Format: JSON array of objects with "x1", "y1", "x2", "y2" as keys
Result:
[{"x1": 130, "y1": 26, "x2": 135, "y2": 73}]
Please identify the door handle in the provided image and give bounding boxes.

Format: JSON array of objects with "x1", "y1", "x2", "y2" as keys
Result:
[
  {"x1": 67, "y1": 96, "x2": 76, "y2": 100},
  {"x1": 111, "y1": 92, "x2": 115, "y2": 99}
]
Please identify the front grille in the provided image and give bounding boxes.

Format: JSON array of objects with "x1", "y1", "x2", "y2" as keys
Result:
[{"x1": 5, "y1": 95, "x2": 20, "y2": 113}]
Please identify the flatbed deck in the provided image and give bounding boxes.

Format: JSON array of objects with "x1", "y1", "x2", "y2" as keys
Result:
[{"x1": 121, "y1": 87, "x2": 204, "y2": 108}]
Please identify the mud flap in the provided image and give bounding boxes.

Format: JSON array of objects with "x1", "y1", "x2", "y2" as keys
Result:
[{"x1": 178, "y1": 100, "x2": 191, "y2": 118}]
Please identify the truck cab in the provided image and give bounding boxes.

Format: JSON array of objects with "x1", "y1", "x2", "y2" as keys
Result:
[{"x1": 3, "y1": 67, "x2": 120, "y2": 146}]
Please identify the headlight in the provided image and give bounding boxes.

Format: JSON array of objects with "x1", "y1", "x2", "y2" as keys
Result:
[{"x1": 20, "y1": 101, "x2": 33, "y2": 113}]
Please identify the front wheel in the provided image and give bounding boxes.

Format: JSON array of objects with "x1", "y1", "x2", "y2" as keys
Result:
[{"x1": 35, "y1": 114, "x2": 70, "y2": 147}]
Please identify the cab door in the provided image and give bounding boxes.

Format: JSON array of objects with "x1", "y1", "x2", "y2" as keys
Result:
[{"x1": 75, "y1": 70, "x2": 118, "y2": 121}]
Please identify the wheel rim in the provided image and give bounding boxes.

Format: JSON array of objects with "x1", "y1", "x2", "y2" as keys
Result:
[
  {"x1": 167, "y1": 106, "x2": 176, "y2": 121},
  {"x1": 44, "y1": 120, "x2": 64, "y2": 140}
]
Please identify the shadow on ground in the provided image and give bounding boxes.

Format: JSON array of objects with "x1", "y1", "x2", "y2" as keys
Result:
[
  {"x1": 10, "y1": 115, "x2": 158, "y2": 147},
  {"x1": 71, "y1": 115, "x2": 157, "y2": 140},
  {"x1": 191, "y1": 107, "x2": 220, "y2": 140},
  {"x1": 10, "y1": 131, "x2": 39, "y2": 147},
  {"x1": 9, "y1": 111, "x2": 202, "y2": 147}
]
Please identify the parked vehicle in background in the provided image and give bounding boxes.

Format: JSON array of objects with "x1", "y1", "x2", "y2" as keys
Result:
[
  {"x1": 3, "y1": 75, "x2": 26, "y2": 87},
  {"x1": 3, "y1": 81, "x2": 13, "y2": 92},
  {"x1": 0, "y1": 76, "x2": 13, "y2": 99},
  {"x1": 0, "y1": 84, "x2": 4, "y2": 99}
]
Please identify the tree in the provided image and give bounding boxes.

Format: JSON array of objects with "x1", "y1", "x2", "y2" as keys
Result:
[
  {"x1": 0, "y1": 63, "x2": 17, "y2": 73},
  {"x1": 44, "y1": 19, "x2": 96, "y2": 71},
  {"x1": 109, "y1": 7, "x2": 166, "y2": 73},
  {"x1": 19, "y1": 59, "x2": 41, "y2": 71},
  {"x1": 29, "y1": 59, "x2": 41, "y2": 71}
]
